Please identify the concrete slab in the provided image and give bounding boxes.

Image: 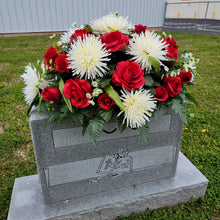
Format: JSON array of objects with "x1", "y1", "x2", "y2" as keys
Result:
[{"x1": 7, "y1": 152, "x2": 208, "y2": 220}]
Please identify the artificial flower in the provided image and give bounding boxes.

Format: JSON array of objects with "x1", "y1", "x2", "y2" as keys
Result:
[
  {"x1": 132, "y1": 24, "x2": 147, "y2": 35},
  {"x1": 60, "y1": 27, "x2": 77, "y2": 44},
  {"x1": 98, "y1": 93, "x2": 115, "y2": 110},
  {"x1": 127, "y1": 31, "x2": 167, "y2": 71},
  {"x1": 44, "y1": 47, "x2": 58, "y2": 68},
  {"x1": 67, "y1": 35, "x2": 110, "y2": 79},
  {"x1": 63, "y1": 78, "x2": 91, "y2": 108},
  {"x1": 178, "y1": 70, "x2": 192, "y2": 84},
  {"x1": 119, "y1": 89, "x2": 156, "y2": 128},
  {"x1": 154, "y1": 87, "x2": 169, "y2": 101},
  {"x1": 55, "y1": 54, "x2": 70, "y2": 73},
  {"x1": 112, "y1": 60, "x2": 145, "y2": 90},
  {"x1": 92, "y1": 13, "x2": 131, "y2": 34},
  {"x1": 163, "y1": 76, "x2": 182, "y2": 97},
  {"x1": 42, "y1": 87, "x2": 60, "y2": 102},
  {"x1": 21, "y1": 65, "x2": 47, "y2": 104},
  {"x1": 100, "y1": 31, "x2": 129, "y2": 52}
]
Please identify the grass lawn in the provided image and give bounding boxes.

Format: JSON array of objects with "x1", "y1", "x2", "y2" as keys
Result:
[{"x1": 0, "y1": 32, "x2": 219, "y2": 220}]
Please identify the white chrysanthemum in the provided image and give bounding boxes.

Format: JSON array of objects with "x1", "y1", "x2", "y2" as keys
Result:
[
  {"x1": 119, "y1": 89, "x2": 157, "y2": 128},
  {"x1": 67, "y1": 35, "x2": 110, "y2": 79},
  {"x1": 21, "y1": 65, "x2": 47, "y2": 104},
  {"x1": 60, "y1": 27, "x2": 77, "y2": 44},
  {"x1": 92, "y1": 13, "x2": 131, "y2": 34},
  {"x1": 127, "y1": 31, "x2": 167, "y2": 71}
]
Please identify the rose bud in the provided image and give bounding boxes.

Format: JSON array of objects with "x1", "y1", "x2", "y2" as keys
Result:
[
  {"x1": 132, "y1": 24, "x2": 147, "y2": 35},
  {"x1": 44, "y1": 46, "x2": 58, "y2": 67},
  {"x1": 69, "y1": 28, "x2": 89, "y2": 44},
  {"x1": 55, "y1": 54, "x2": 70, "y2": 73},
  {"x1": 154, "y1": 87, "x2": 169, "y2": 101},
  {"x1": 100, "y1": 31, "x2": 129, "y2": 52},
  {"x1": 178, "y1": 70, "x2": 192, "y2": 84},
  {"x1": 163, "y1": 76, "x2": 182, "y2": 97},
  {"x1": 42, "y1": 87, "x2": 60, "y2": 102},
  {"x1": 98, "y1": 93, "x2": 115, "y2": 110}
]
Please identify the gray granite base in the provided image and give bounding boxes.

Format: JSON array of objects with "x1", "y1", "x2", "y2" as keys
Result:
[{"x1": 8, "y1": 152, "x2": 208, "y2": 220}]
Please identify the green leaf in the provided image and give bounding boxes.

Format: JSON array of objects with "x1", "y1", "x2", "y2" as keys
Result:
[
  {"x1": 165, "y1": 56, "x2": 176, "y2": 62},
  {"x1": 122, "y1": 43, "x2": 129, "y2": 53},
  {"x1": 107, "y1": 26, "x2": 116, "y2": 32},
  {"x1": 82, "y1": 119, "x2": 89, "y2": 136},
  {"x1": 99, "y1": 109, "x2": 112, "y2": 123},
  {"x1": 169, "y1": 99, "x2": 187, "y2": 124},
  {"x1": 68, "y1": 112, "x2": 84, "y2": 125},
  {"x1": 138, "y1": 122, "x2": 149, "y2": 142},
  {"x1": 57, "y1": 111, "x2": 69, "y2": 123},
  {"x1": 178, "y1": 91, "x2": 186, "y2": 101},
  {"x1": 104, "y1": 85, "x2": 126, "y2": 112},
  {"x1": 88, "y1": 118, "x2": 105, "y2": 144},
  {"x1": 27, "y1": 95, "x2": 39, "y2": 116},
  {"x1": 99, "y1": 78, "x2": 111, "y2": 89},
  {"x1": 37, "y1": 95, "x2": 43, "y2": 115},
  {"x1": 144, "y1": 76, "x2": 154, "y2": 86},
  {"x1": 148, "y1": 56, "x2": 160, "y2": 72},
  {"x1": 117, "y1": 114, "x2": 127, "y2": 133},
  {"x1": 84, "y1": 24, "x2": 94, "y2": 33},
  {"x1": 58, "y1": 79, "x2": 73, "y2": 113},
  {"x1": 144, "y1": 76, "x2": 161, "y2": 87},
  {"x1": 185, "y1": 93, "x2": 198, "y2": 106},
  {"x1": 153, "y1": 103, "x2": 169, "y2": 118},
  {"x1": 44, "y1": 111, "x2": 61, "y2": 129}
]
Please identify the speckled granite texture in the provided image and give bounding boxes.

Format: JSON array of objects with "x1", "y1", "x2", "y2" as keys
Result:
[{"x1": 7, "y1": 152, "x2": 208, "y2": 220}]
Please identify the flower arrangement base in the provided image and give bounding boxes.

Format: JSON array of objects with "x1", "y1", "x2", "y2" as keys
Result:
[
  {"x1": 29, "y1": 105, "x2": 186, "y2": 204},
  {"x1": 8, "y1": 152, "x2": 208, "y2": 220}
]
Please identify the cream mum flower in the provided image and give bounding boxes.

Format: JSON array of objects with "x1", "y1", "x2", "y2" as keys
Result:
[
  {"x1": 119, "y1": 89, "x2": 157, "y2": 128},
  {"x1": 21, "y1": 65, "x2": 47, "y2": 104},
  {"x1": 60, "y1": 27, "x2": 77, "y2": 44},
  {"x1": 67, "y1": 35, "x2": 110, "y2": 79},
  {"x1": 127, "y1": 31, "x2": 167, "y2": 71},
  {"x1": 92, "y1": 13, "x2": 131, "y2": 34}
]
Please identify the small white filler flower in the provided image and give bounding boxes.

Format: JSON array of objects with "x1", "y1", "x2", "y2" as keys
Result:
[
  {"x1": 21, "y1": 65, "x2": 47, "y2": 105},
  {"x1": 119, "y1": 89, "x2": 157, "y2": 128},
  {"x1": 67, "y1": 35, "x2": 110, "y2": 79},
  {"x1": 91, "y1": 13, "x2": 131, "y2": 34},
  {"x1": 127, "y1": 31, "x2": 167, "y2": 71}
]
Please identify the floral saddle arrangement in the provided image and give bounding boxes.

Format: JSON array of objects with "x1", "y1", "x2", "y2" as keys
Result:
[{"x1": 21, "y1": 13, "x2": 199, "y2": 144}]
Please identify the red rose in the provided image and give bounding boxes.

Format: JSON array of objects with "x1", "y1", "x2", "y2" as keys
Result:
[
  {"x1": 132, "y1": 24, "x2": 147, "y2": 35},
  {"x1": 63, "y1": 78, "x2": 91, "y2": 108},
  {"x1": 42, "y1": 87, "x2": 60, "y2": 102},
  {"x1": 166, "y1": 46, "x2": 179, "y2": 61},
  {"x1": 163, "y1": 37, "x2": 178, "y2": 49},
  {"x1": 69, "y1": 28, "x2": 89, "y2": 44},
  {"x1": 163, "y1": 76, "x2": 182, "y2": 97},
  {"x1": 112, "y1": 61, "x2": 145, "y2": 90},
  {"x1": 154, "y1": 87, "x2": 169, "y2": 101},
  {"x1": 100, "y1": 31, "x2": 129, "y2": 52},
  {"x1": 55, "y1": 54, "x2": 70, "y2": 73},
  {"x1": 44, "y1": 46, "x2": 58, "y2": 67},
  {"x1": 98, "y1": 93, "x2": 115, "y2": 110},
  {"x1": 163, "y1": 37, "x2": 179, "y2": 61},
  {"x1": 178, "y1": 70, "x2": 192, "y2": 84}
]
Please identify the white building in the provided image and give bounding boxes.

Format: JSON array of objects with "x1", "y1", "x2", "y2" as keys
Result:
[{"x1": 166, "y1": 0, "x2": 220, "y2": 20}]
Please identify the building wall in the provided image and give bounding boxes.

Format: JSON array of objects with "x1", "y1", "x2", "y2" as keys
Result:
[
  {"x1": 166, "y1": 0, "x2": 220, "y2": 19},
  {"x1": 0, "y1": 0, "x2": 166, "y2": 34}
]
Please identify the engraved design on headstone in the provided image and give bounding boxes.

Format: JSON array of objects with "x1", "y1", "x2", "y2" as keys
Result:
[{"x1": 89, "y1": 149, "x2": 133, "y2": 183}]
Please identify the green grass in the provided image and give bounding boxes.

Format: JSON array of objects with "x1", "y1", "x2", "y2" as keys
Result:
[{"x1": 0, "y1": 33, "x2": 220, "y2": 220}]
